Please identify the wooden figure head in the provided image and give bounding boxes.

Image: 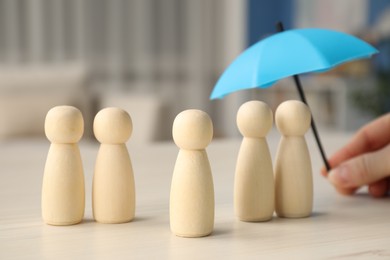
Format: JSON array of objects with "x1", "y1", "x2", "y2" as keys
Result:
[
  {"x1": 275, "y1": 100, "x2": 311, "y2": 136},
  {"x1": 236, "y1": 101, "x2": 273, "y2": 138},
  {"x1": 172, "y1": 109, "x2": 213, "y2": 150},
  {"x1": 45, "y1": 106, "x2": 84, "y2": 144},
  {"x1": 94, "y1": 107, "x2": 132, "y2": 144}
]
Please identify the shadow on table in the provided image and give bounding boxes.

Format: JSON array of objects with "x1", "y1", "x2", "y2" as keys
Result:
[
  {"x1": 81, "y1": 216, "x2": 153, "y2": 224},
  {"x1": 212, "y1": 228, "x2": 233, "y2": 237}
]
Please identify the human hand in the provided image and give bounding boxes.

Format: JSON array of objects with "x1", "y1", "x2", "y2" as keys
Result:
[{"x1": 321, "y1": 113, "x2": 390, "y2": 197}]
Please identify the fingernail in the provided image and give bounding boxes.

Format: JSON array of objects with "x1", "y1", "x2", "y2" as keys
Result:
[{"x1": 328, "y1": 166, "x2": 350, "y2": 186}]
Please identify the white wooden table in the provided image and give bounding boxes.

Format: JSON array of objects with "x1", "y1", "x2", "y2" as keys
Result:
[{"x1": 1, "y1": 130, "x2": 390, "y2": 259}]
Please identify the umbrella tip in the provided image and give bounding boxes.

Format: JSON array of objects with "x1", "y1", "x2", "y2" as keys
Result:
[{"x1": 276, "y1": 21, "x2": 285, "y2": 32}]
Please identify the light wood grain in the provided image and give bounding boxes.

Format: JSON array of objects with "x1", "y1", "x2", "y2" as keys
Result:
[
  {"x1": 92, "y1": 108, "x2": 135, "y2": 224},
  {"x1": 235, "y1": 101, "x2": 274, "y2": 222},
  {"x1": 42, "y1": 106, "x2": 85, "y2": 225},
  {"x1": 1, "y1": 130, "x2": 390, "y2": 259},
  {"x1": 170, "y1": 110, "x2": 214, "y2": 237}
]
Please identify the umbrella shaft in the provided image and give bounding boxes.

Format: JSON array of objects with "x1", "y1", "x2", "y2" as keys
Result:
[
  {"x1": 310, "y1": 114, "x2": 331, "y2": 172},
  {"x1": 293, "y1": 75, "x2": 308, "y2": 104},
  {"x1": 277, "y1": 21, "x2": 331, "y2": 172},
  {"x1": 293, "y1": 74, "x2": 331, "y2": 172}
]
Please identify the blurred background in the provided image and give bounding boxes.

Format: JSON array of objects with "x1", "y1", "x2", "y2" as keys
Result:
[{"x1": 0, "y1": 0, "x2": 389, "y2": 143}]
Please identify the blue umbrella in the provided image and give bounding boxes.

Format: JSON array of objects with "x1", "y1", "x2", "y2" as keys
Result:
[{"x1": 210, "y1": 24, "x2": 378, "y2": 171}]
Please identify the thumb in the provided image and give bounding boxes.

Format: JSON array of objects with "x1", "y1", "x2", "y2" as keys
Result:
[{"x1": 328, "y1": 144, "x2": 390, "y2": 188}]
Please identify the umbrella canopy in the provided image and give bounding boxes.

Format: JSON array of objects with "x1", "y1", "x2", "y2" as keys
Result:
[
  {"x1": 210, "y1": 27, "x2": 378, "y2": 172},
  {"x1": 210, "y1": 28, "x2": 378, "y2": 99}
]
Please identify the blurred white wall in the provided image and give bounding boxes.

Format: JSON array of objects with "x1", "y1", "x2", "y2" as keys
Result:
[
  {"x1": 0, "y1": 0, "x2": 247, "y2": 141},
  {"x1": 0, "y1": 0, "x2": 384, "y2": 141}
]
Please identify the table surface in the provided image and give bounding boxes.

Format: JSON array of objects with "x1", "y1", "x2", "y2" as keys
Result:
[{"x1": 1, "y1": 130, "x2": 390, "y2": 259}]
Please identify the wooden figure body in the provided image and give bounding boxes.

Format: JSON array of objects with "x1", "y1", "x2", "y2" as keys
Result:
[
  {"x1": 274, "y1": 100, "x2": 313, "y2": 218},
  {"x1": 234, "y1": 101, "x2": 274, "y2": 222},
  {"x1": 92, "y1": 107, "x2": 135, "y2": 224},
  {"x1": 170, "y1": 109, "x2": 214, "y2": 237},
  {"x1": 42, "y1": 106, "x2": 85, "y2": 225}
]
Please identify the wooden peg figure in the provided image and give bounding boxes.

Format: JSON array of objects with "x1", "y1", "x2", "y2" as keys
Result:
[
  {"x1": 92, "y1": 107, "x2": 135, "y2": 223},
  {"x1": 235, "y1": 101, "x2": 274, "y2": 222},
  {"x1": 274, "y1": 100, "x2": 313, "y2": 218},
  {"x1": 42, "y1": 106, "x2": 85, "y2": 225},
  {"x1": 170, "y1": 109, "x2": 214, "y2": 237}
]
